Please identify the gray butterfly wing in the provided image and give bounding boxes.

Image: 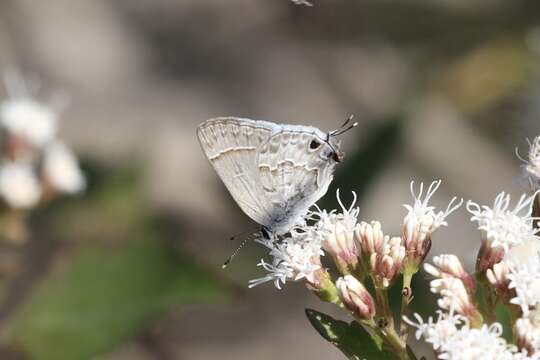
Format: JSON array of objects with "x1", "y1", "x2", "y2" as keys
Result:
[
  {"x1": 197, "y1": 117, "x2": 276, "y2": 227},
  {"x1": 257, "y1": 128, "x2": 341, "y2": 234}
]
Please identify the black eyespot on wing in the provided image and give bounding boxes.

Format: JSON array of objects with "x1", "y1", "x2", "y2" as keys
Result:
[{"x1": 309, "y1": 139, "x2": 321, "y2": 150}]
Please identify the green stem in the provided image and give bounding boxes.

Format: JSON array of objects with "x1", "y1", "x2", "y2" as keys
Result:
[
  {"x1": 399, "y1": 272, "x2": 413, "y2": 341},
  {"x1": 480, "y1": 280, "x2": 497, "y2": 323},
  {"x1": 508, "y1": 304, "x2": 521, "y2": 344},
  {"x1": 375, "y1": 287, "x2": 394, "y2": 327},
  {"x1": 372, "y1": 287, "x2": 412, "y2": 359}
]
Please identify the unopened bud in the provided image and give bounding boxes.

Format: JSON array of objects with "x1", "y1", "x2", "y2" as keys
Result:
[
  {"x1": 306, "y1": 268, "x2": 341, "y2": 305},
  {"x1": 486, "y1": 261, "x2": 512, "y2": 301},
  {"x1": 370, "y1": 236, "x2": 405, "y2": 288},
  {"x1": 355, "y1": 221, "x2": 384, "y2": 256},
  {"x1": 476, "y1": 240, "x2": 505, "y2": 276},
  {"x1": 322, "y1": 220, "x2": 359, "y2": 275},
  {"x1": 336, "y1": 275, "x2": 375, "y2": 320}
]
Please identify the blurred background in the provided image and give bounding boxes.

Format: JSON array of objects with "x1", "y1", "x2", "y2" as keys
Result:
[{"x1": 0, "y1": 0, "x2": 538, "y2": 359}]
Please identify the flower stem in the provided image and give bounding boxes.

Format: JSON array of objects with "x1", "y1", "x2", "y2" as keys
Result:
[
  {"x1": 372, "y1": 286, "x2": 412, "y2": 359},
  {"x1": 375, "y1": 287, "x2": 394, "y2": 329},
  {"x1": 399, "y1": 271, "x2": 413, "y2": 341},
  {"x1": 479, "y1": 279, "x2": 497, "y2": 323}
]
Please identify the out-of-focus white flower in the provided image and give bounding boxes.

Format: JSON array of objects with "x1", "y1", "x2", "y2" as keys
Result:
[
  {"x1": 425, "y1": 254, "x2": 475, "y2": 291},
  {"x1": 249, "y1": 228, "x2": 323, "y2": 289},
  {"x1": 508, "y1": 255, "x2": 540, "y2": 315},
  {"x1": 336, "y1": 275, "x2": 375, "y2": 320},
  {"x1": 520, "y1": 136, "x2": 540, "y2": 190},
  {"x1": 0, "y1": 98, "x2": 57, "y2": 147},
  {"x1": 369, "y1": 236, "x2": 405, "y2": 288},
  {"x1": 468, "y1": 192, "x2": 540, "y2": 274},
  {"x1": 402, "y1": 180, "x2": 462, "y2": 268},
  {"x1": 468, "y1": 192, "x2": 539, "y2": 252},
  {"x1": 291, "y1": 0, "x2": 313, "y2": 6},
  {"x1": 43, "y1": 141, "x2": 85, "y2": 194},
  {"x1": 315, "y1": 190, "x2": 360, "y2": 273},
  {"x1": 405, "y1": 311, "x2": 519, "y2": 360},
  {"x1": 0, "y1": 162, "x2": 41, "y2": 209}
]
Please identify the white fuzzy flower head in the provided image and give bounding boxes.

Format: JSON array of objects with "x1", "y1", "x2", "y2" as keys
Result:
[
  {"x1": 428, "y1": 277, "x2": 482, "y2": 324},
  {"x1": 249, "y1": 228, "x2": 323, "y2": 289},
  {"x1": 508, "y1": 254, "x2": 540, "y2": 315},
  {"x1": 406, "y1": 311, "x2": 519, "y2": 360},
  {"x1": 315, "y1": 190, "x2": 360, "y2": 273},
  {"x1": 404, "y1": 311, "x2": 463, "y2": 351},
  {"x1": 43, "y1": 141, "x2": 85, "y2": 194},
  {"x1": 402, "y1": 180, "x2": 462, "y2": 267},
  {"x1": 0, "y1": 162, "x2": 41, "y2": 209},
  {"x1": 0, "y1": 97, "x2": 57, "y2": 148},
  {"x1": 468, "y1": 192, "x2": 539, "y2": 253}
]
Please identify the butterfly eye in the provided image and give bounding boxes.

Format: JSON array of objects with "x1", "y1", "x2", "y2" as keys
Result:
[
  {"x1": 309, "y1": 139, "x2": 321, "y2": 150},
  {"x1": 332, "y1": 152, "x2": 342, "y2": 163}
]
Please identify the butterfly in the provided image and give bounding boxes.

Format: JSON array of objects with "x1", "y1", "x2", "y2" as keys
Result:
[{"x1": 197, "y1": 116, "x2": 356, "y2": 242}]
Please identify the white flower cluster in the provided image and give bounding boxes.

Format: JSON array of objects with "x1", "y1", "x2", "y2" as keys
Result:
[
  {"x1": 248, "y1": 228, "x2": 324, "y2": 289},
  {"x1": 251, "y1": 180, "x2": 458, "y2": 290},
  {"x1": 508, "y1": 255, "x2": 540, "y2": 315},
  {"x1": 414, "y1": 188, "x2": 540, "y2": 359},
  {"x1": 406, "y1": 311, "x2": 535, "y2": 360},
  {"x1": 0, "y1": 74, "x2": 85, "y2": 209},
  {"x1": 467, "y1": 192, "x2": 539, "y2": 252}
]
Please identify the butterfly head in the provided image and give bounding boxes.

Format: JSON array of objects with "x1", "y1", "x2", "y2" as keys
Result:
[
  {"x1": 315, "y1": 114, "x2": 358, "y2": 163},
  {"x1": 308, "y1": 132, "x2": 343, "y2": 163}
]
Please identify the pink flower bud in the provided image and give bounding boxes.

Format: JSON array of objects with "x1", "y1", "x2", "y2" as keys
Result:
[
  {"x1": 476, "y1": 240, "x2": 505, "y2": 276},
  {"x1": 322, "y1": 220, "x2": 359, "y2": 274},
  {"x1": 486, "y1": 261, "x2": 511, "y2": 299},
  {"x1": 336, "y1": 275, "x2": 375, "y2": 320},
  {"x1": 315, "y1": 190, "x2": 361, "y2": 275},
  {"x1": 370, "y1": 236, "x2": 405, "y2": 288},
  {"x1": 355, "y1": 221, "x2": 384, "y2": 256}
]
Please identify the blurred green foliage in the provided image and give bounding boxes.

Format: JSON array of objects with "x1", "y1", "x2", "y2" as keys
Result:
[{"x1": 6, "y1": 162, "x2": 230, "y2": 360}]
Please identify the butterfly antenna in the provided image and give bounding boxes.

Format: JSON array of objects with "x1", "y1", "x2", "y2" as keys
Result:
[
  {"x1": 222, "y1": 236, "x2": 251, "y2": 269},
  {"x1": 330, "y1": 114, "x2": 358, "y2": 137}
]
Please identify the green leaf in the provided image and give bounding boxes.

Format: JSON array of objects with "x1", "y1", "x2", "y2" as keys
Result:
[
  {"x1": 305, "y1": 308, "x2": 399, "y2": 360},
  {"x1": 9, "y1": 239, "x2": 230, "y2": 360}
]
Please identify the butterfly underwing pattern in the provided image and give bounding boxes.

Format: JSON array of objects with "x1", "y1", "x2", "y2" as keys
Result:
[{"x1": 197, "y1": 116, "x2": 352, "y2": 237}]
